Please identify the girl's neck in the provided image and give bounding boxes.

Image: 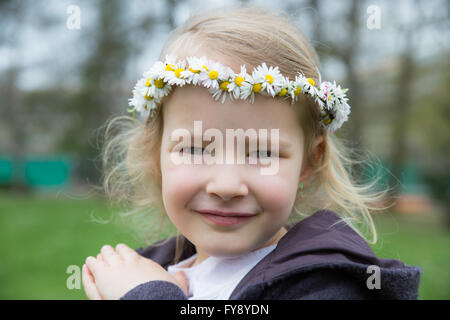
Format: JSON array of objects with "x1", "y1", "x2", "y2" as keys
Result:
[{"x1": 189, "y1": 227, "x2": 287, "y2": 268}]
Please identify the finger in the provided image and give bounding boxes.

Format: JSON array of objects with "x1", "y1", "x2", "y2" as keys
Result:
[
  {"x1": 100, "y1": 244, "x2": 121, "y2": 265},
  {"x1": 173, "y1": 271, "x2": 189, "y2": 296},
  {"x1": 97, "y1": 253, "x2": 104, "y2": 262},
  {"x1": 82, "y1": 264, "x2": 102, "y2": 300},
  {"x1": 82, "y1": 264, "x2": 103, "y2": 300},
  {"x1": 115, "y1": 243, "x2": 139, "y2": 261},
  {"x1": 85, "y1": 256, "x2": 103, "y2": 278}
]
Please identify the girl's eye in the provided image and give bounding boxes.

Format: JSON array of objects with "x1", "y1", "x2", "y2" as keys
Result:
[
  {"x1": 181, "y1": 146, "x2": 204, "y2": 155},
  {"x1": 179, "y1": 147, "x2": 277, "y2": 158},
  {"x1": 248, "y1": 150, "x2": 277, "y2": 158}
]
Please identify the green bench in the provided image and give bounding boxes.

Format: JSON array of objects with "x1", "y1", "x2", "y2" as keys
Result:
[{"x1": 0, "y1": 157, "x2": 72, "y2": 188}]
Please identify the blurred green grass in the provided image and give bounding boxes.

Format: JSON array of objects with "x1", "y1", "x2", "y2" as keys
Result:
[{"x1": 0, "y1": 192, "x2": 448, "y2": 299}]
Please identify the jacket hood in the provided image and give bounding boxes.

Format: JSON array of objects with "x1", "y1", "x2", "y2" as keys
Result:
[{"x1": 136, "y1": 209, "x2": 422, "y2": 299}]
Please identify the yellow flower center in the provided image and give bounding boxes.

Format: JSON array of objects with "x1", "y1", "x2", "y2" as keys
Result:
[
  {"x1": 202, "y1": 65, "x2": 209, "y2": 72},
  {"x1": 323, "y1": 118, "x2": 332, "y2": 125},
  {"x1": 209, "y1": 70, "x2": 219, "y2": 80},
  {"x1": 294, "y1": 86, "x2": 301, "y2": 96},
  {"x1": 154, "y1": 79, "x2": 165, "y2": 89},
  {"x1": 174, "y1": 68, "x2": 185, "y2": 78},
  {"x1": 144, "y1": 93, "x2": 153, "y2": 100},
  {"x1": 220, "y1": 81, "x2": 230, "y2": 91},
  {"x1": 145, "y1": 78, "x2": 152, "y2": 87},
  {"x1": 235, "y1": 76, "x2": 245, "y2": 87},
  {"x1": 252, "y1": 83, "x2": 262, "y2": 93},
  {"x1": 278, "y1": 88, "x2": 287, "y2": 96},
  {"x1": 265, "y1": 74, "x2": 274, "y2": 84},
  {"x1": 165, "y1": 64, "x2": 175, "y2": 72},
  {"x1": 307, "y1": 78, "x2": 315, "y2": 86},
  {"x1": 189, "y1": 67, "x2": 200, "y2": 73}
]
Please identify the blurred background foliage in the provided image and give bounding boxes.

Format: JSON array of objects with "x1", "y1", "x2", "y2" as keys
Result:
[{"x1": 0, "y1": 0, "x2": 448, "y2": 299}]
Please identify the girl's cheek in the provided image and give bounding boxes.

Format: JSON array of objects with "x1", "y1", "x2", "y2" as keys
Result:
[
  {"x1": 162, "y1": 156, "x2": 202, "y2": 209},
  {"x1": 259, "y1": 178, "x2": 294, "y2": 213},
  {"x1": 254, "y1": 162, "x2": 299, "y2": 215}
]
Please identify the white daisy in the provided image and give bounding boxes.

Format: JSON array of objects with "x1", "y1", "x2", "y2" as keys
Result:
[
  {"x1": 161, "y1": 56, "x2": 188, "y2": 87},
  {"x1": 326, "y1": 101, "x2": 350, "y2": 133},
  {"x1": 330, "y1": 82, "x2": 349, "y2": 105},
  {"x1": 315, "y1": 81, "x2": 331, "y2": 111},
  {"x1": 227, "y1": 65, "x2": 247, "y2": 100},
  {"x1": 317, "y1": 81, "x2": 331, "y2": 101},
  {"x1": 133, "y1": 77, "x2": 151, "y2": 97},
  {"x1": 274, "y1": 76, "x2": 292, "y2": 103},
  {"x1": 332, "y1": 95, "x2": 351, "y2": 123},
  {"x1": 318, "y1": 80, "x2": 351, "y2": 133},
  {"x1": 156, "y1": 54, "x2": 178, "y2": 83},
  {"x1": 297, "y1": 74, "x2": 318, "y2": 97},
  {"x1": 143, "y1": 95, "x2": 159, "y2": 112},
  {"x1": 128, "y1": 86, "x2": 159, "y2": 115},
  {"x1": 142, "y1": 61, "x2": 172, "y2": 100},
  {"x1": 181, "y1": 56, "x2": 209, "y2": 85},
  {"x1": 288, "y1": 75, "x2": 305, "y2": 104},
  {"x1": 128, "y1": 80, "x2": 146, "y2": 112},
  {"x1": 240, "y1": 68, "x2": 265, "y2": 104},
  {"x1": 129, "y1": 68, "x2": 166, "y2": 117},
  {"x1": 255, "y1": 62, "x2": 284, "y2": 97},
  {"x1": 143, "y1": 76, "x2": 172, "y2": 100},
  {"x1": 209, "y1": 79, "x2": 234, "y2": 104},
  {"x1": 198, "y1": 59, "x2": 230, "y2": 90},
  {"x1": 322, "y1": 81, "x2": 349, "y2": 110}
]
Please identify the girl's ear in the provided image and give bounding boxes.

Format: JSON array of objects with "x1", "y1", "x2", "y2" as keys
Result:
[
  {"x1": 311, "y1": 135, "x2": 325, "y2": 163},
  {"x1": 300, "y1": 135, "x2": 325, "y2": 183}
]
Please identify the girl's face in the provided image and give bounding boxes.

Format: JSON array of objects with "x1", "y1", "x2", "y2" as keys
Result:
[{"x1": 160, "y1": 82, "x2": 308, "y2": 260}]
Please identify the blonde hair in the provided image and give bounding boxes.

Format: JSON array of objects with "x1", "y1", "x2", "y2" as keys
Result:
[{"x1": 100, "y1": 4, "x2": 392, "y2": 262}]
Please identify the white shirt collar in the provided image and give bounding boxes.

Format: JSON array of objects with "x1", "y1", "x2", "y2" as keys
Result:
[{"x1": 167, "y1": 244, "x2": 276, "y2": 299}]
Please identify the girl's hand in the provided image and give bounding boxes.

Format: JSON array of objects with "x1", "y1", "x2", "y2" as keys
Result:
[{"x1": 82, "y1": 243, "x2": 189, "y2": 300}]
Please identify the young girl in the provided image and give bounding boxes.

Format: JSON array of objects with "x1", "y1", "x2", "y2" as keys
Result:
[{"x1": 82, "y1": 5, "x2": 422, "y2": 300}]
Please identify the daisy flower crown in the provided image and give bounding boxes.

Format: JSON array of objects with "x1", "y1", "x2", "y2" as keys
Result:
[{"x1": 128, "y1": 54, "x2": 351, "y2": 133}]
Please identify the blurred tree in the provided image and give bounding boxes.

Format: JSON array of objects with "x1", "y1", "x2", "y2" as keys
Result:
[
  {"x1": 57, "y1": 0, "x2": 145, "y2": 186},
  {"x1": 0, "y1": 67, "x2": 28, "y2": 192},
  {"x1": 166, "y1": 0, "x2": 179, "y2": 28},
  {"x1": 0, "y1": 1, "x2": 30, "y2": 193},
  {"x1": 341, "y1": 0, "x2": 364, "y2": 156},
  {"x1": 389, "y1": 29, "x2": 415, "y2": 196},
  {"x1": 410, "y1": 53, "x2": 450, "y2": 226},
  {"x1": 388, "y1": 0, "x2": 449, "y2": 201}
]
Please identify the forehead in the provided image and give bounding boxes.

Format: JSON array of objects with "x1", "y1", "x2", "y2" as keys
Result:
[{"x1": 162, "y1": 85, "x2": 303, "y2": 138}]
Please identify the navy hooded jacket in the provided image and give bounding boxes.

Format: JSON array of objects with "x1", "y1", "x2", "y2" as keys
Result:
[{"x1": 120, "y1": 209, "x2": 422, "y2": 300}]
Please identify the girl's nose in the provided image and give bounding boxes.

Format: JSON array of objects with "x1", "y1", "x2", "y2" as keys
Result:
[{"x1": 205, "y1": 165, "x2": 249, "y2": 202}]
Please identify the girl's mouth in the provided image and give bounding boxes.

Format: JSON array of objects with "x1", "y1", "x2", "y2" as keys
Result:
[{"x1": 195, "y1": 210, "x2": 256, "y2": 226}]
